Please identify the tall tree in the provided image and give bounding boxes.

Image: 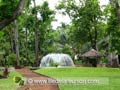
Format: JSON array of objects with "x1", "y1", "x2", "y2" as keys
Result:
[
  {"x1": 0, "y1": 0, "x2": 27, "y2": 30},
  {"x1": 13, "y1": 20, "x2": 20, "y2": 66},
  {"x1": 30, "y1": 1, "x2": 55, "y2": 66},
  {"x1": 110, "y1": 0, "x2": 120, "y2": 23},
  {"x1": 114, "y1": 0, "x2": 120, "y2": 23},
  {"x1": 33, "y1": 0, "x2": 39, "y2": 66},
  {"x1": 107, "y1": 0, "x2": 120, "y2": 53},
  {"x1": 57, "y1": 0, "x2": 102, "y2": 50}
]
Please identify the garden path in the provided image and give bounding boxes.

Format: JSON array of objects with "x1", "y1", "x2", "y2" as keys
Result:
[{"x1": 17, "y1": 68, "x2": 59, "y2": 90}]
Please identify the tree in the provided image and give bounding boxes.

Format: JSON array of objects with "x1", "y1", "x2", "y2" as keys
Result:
[
  {"x1": 13, "y1": 20, "x2": 20, "y2": 67},
  {"x1": 0, "y1": 0, "x2": 55, "y2": 67},
  {"x1": 57, "y1": 0, "x2": 102, "y2": 50},
  {"x1": 32, "y1": 0, "x2": 39, "y2": 66},
  {"x1": 36, "y1": 1, "x2": 55, "y2": 62},
  {"x1": 111, "y1": 0, "x2": 120, "y2": 23},
  {"x1": 107, "y1": 0, "x2": 120, "y2": 53},
  {"x1": 0, "y1": 0, "x2": 27, "y2": 30}
]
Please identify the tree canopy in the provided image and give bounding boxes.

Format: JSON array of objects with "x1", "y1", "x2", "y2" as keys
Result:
[{"x1": 0, "y1": 0, "x2": 120, "y2": 67}]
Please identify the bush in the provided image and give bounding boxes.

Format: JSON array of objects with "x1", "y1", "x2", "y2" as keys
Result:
[
  {"x1": 50, "y1": 62, "x2": 59, "y2": 67},
  {"x1": 19, "y1": 51, "x2": 35, "y2": 67},
  {"x1": 74, "y1": 60, "x2": 82, "y2": 65},
  {"x1": 13, "y1": 76, "x2": 21, "y2": 83},
  {"x1": 7, "y1": 53, "x2": 17, "y2": 66},
  {"x1": 19, "y1": 80, "x2": 24, "y2": 86},
  {"x1": 13, "y1": 76, "x2": 25, "y2": 86},
  {"x1": 101, "y1": 57, "x2": 108, "y2": 64}
]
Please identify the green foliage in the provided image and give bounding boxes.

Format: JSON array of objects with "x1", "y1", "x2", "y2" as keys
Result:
[
  {"x1": 19, "y1": 80, "x2": 24, "y2": 86},
  {"x1": 0, "y1": 31, "x2": 4, "y2": 37},
  {"x1": 37, "y1": 1, "x2": 55, "y2": 52},
  {"x1": 7, "y1": 53, "x2": 17, "y2": 65},
  {"x1": 107, "y1": 3, "x2": 120, "y2": 53},
  {"x1": 57, "y1": 0, "x2": 103, "y2": 51},
  {"x1": 74, "y1": 60, "x2": 82, "y2": 65},
  {"x1": 0, "y1": 0, "x2": 120, "y2": 67},
  {"x1": 19, "y1": 52, "x2": 35, "y2": 66},
  {"x1": 50, "y1": 62, "x2": 59, "y2": 67},
  {"x1": 38, "y1": 1, "x2": 54, "y2": 22},
  {"x1": 0, "y1": 1, "x2": 55, "y2": 67},
  {"x1": 13, "y1": 76, "x2": 21, "y2": 83},
  {"x1": 100, "y1": 57, "x2": 108, "y2": 64},
  {"x1": 61, "y1": 44, "x2": 72, "y2": 56},
  {"x1": 22, "y1": 1, "x2": 55, "y2": 57},
  {"x1": 0, "y1": 0, "x2": 19, "y2": 20},
  {"x1": 0, "y1": 54, "x2": 3, "y2": 61},
  {"x1": 13, "y1": 76, "x2": 24, "y2": 86}
]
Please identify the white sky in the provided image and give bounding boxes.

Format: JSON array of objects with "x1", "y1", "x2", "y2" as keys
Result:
[{"x1": 34, "y1": 0, "x2": 109, "y2": 29}]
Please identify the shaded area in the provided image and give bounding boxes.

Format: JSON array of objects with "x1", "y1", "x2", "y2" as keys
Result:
[{"x1": 0, "y1": 75, "x2": 6, "y2": 79}]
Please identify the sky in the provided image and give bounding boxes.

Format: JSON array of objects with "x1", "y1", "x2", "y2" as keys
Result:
[{"x1": 34, "y1": 0, "x2": 109, "y2": 29}]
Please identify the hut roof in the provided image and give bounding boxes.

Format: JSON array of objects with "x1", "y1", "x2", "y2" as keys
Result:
[{"x1": 81, "y1": 49, "x2": 103, "y2": 57}]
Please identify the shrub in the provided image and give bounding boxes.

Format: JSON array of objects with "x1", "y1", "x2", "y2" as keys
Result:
[
  {"x1": 7, "y1": 53, "x2": 17, "y2": 66},
  {"x1": 13, "y1": 76, "x2": 25, "y2": 86},
  {"x1": 13, "y1": 76, "x2": 21, "y2": 83},
  {"x1": 50, "y1": 62, "x2": 59, "y2": 67},
  {"x1": 19, "y1": 80, "x2": 24, "y2": 86}
]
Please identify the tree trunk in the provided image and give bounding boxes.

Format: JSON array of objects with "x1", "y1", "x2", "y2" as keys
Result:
[
  {"x1": 13, "y1": 20, "x2": 20, "y2": 67},
  {"x1": 9, "y1": 29, "x2": 15, "y2": 53},
  {"x1": 0, "y1": 0, "x2": 27, "y2": 30},
  {"x1": 88, "y1": 27, "x2": 97, "y2": 50},
  {"x1": 34, "y1": 29, "x2": 39, "y2": 66},
  {"x1": 25, "y1": 28, "x2": 28, "y2": 64},
  {"x1": 115, "y1": 0, "x2": 120, "y2": 24},
  {"x1": 33, "y1": 0, "x2": 39, "y2": 66},
  {"x1": 92, "y1": 16, "x2": 97, "y2": 50},
  {"x1": 91, "y1": 39, "x2": 97, "y2": 50}
]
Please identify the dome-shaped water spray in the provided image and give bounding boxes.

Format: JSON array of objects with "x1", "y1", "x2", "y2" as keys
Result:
[{"x1": 40, "y1": 53, "x2": 74, "y2": 67}]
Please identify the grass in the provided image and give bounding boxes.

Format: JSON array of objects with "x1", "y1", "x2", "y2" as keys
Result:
[
  {"x1": 35, "y1": 67, "x2": 120, "y2": 90},
  {"x1": 0, "y1": 71, "x2": 22, "y2": 90}
]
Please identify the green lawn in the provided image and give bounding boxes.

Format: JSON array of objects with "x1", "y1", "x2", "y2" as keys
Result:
[
  {"x1": 35, "y1": 67, "x2": 120, "y2": 90},
  {"x1": 0, "y1": 71, "x2": 22, "y2": 90}
]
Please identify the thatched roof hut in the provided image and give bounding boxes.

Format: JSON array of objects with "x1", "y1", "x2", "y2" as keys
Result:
[{"x1": 81, "y1": 49, "x2": 104, "y2": 58}]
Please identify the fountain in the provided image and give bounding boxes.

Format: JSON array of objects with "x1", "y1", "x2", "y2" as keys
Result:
[{"x1": 40, "y1": 53, "x2": 75, "y2": 67}]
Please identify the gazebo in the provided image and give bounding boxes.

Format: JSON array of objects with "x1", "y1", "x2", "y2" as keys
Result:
[
  {"x1": 80, "y1": 49, "x2": 104, "y2": 67},
  {"x1": 82, "y1": 49, "x2": 104, "y2": 58}
]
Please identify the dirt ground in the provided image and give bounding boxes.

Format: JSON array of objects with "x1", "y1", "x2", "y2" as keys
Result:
[{"x1": 17, "y1": 68, "x2": 59, "y2": 90}]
